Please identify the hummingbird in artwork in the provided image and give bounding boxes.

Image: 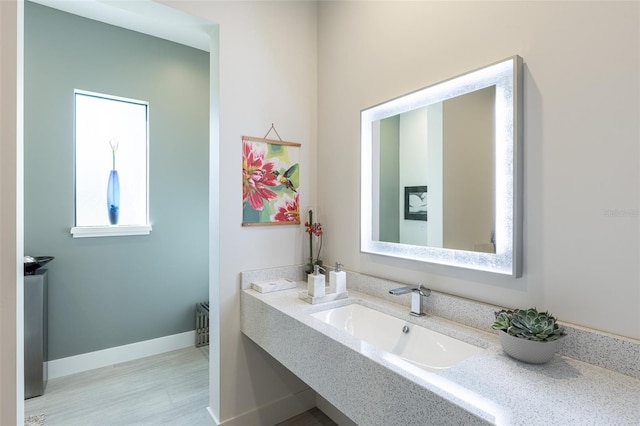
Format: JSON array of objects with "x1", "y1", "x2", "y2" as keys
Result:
[{"x1": 272, "y1": 164, "x2": 298, "y2": 193}]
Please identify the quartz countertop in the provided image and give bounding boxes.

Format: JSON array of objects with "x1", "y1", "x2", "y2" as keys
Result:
[{"x1": 241, "y1": 283, "x2": 640, "y2": 425}]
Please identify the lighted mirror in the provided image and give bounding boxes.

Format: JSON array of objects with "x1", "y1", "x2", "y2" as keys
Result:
[{"x1": 361, "y1": 56, "x2": 523, "y2": 277}]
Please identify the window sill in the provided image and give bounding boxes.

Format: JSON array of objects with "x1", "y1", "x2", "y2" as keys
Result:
[{"x1": 70, "y1": 225, "x2": 152, "y2": 238}]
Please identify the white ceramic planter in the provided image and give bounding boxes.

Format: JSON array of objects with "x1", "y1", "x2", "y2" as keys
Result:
[{"x1": 499, "y1": 331, "x2": 560, "y2": 364}]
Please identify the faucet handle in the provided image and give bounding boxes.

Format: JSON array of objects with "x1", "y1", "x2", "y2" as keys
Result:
[{"x1": 413, "y1": 284, "x2": 431, "y2": 297}]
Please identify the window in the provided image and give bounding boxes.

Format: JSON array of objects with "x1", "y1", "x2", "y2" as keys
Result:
[{"x1": 71, "y1": 90, "x2": 151, "y2": 238}]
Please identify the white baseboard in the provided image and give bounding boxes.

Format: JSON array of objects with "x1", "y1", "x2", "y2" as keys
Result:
[
  {"x1": 206, "y1": 406, "x2": 219, "y2": 426},
  {"x1": 214, "y1": 387, "x2": 316, "y2": 426},
  {"x1": 46, "y1": 331, "x2": 196, "y2": 379}
]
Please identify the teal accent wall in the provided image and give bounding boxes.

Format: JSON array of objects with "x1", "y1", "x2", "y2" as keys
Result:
[{"x1": 24, "y1": 2, "x2": 209, "y2": 360}]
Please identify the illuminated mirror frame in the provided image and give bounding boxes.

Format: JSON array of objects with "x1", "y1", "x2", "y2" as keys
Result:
[{"x1": 361, "y1": 55, "x2": 523, "y2": 277}]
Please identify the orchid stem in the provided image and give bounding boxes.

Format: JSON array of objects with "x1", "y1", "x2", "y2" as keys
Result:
[{"x1": 308, "y1": 209, "x2": 313, "y2": 265}]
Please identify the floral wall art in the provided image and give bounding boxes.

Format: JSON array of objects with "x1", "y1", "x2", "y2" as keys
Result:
[{"x1": 242, "y1": 136, "x2": 301, "y2": 226}]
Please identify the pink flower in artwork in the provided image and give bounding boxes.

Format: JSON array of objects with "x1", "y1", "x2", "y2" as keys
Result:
[
  {"x1": 243, "y1": 141, "x2": 278, "y2": 211},
  {"x1": 272, "y1": 193, "x2": 300, "y2": 223}
]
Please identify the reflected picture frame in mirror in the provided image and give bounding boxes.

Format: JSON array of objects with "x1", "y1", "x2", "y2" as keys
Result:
[
  {"x1": 404, "y1": 186, "x2": 428, "y2": 221},
  {"x1": 361, "y1": 55, "x2": 523, "y2": 277}
]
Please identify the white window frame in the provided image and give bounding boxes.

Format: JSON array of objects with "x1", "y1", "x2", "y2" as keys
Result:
[{"x1": 71, "y1": 89, "x2": 152, "y2": 238}]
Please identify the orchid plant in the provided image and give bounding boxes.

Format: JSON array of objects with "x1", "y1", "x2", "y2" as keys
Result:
[{"x1": 304, "y1": 208, "x2": 323, "y2": 273}]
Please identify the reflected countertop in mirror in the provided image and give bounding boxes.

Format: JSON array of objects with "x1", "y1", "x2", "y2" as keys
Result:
[{"x1": 361, "y1": 55, "x2": 523, "y2": 277}]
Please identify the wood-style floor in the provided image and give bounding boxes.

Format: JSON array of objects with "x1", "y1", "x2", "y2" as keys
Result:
[
  {"x1": 25, "y1": 346, "x2": 209, "y2": 425},
  {"x1": 25, "y1": 346, "x2": 336, "y2": 426}
]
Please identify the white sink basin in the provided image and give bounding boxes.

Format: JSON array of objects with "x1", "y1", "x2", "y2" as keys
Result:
[{"x1": 311, "y1": 304, "x2": 482, "y2": 372}]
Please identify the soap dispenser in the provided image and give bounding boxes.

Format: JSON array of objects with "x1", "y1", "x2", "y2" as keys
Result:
[
  {"x1": 307, "y1": 264, "x2": 326, "y2": 297},
  {"x1": 330, "y1": 262, "x2": 346, "y2": 294}
]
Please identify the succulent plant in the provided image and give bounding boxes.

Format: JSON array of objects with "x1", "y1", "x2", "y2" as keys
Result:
[{"x1": 492, "y1": 308, "x2": 566, "y2": 342}]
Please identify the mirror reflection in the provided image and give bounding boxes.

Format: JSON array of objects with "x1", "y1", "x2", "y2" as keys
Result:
[
  {"x1": 361, "y1": 56, "x2": 523, "y2": 277},
  {"x1": 374, "y1": 86, "x2": 496, "y2": 253}
]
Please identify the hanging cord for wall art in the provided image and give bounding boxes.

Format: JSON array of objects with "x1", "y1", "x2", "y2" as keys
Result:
[{"x1": 264, "y1": 123, "x2": 283, "y2": 141}]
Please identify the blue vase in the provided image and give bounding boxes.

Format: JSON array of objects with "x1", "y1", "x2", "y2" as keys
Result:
[{"x1": 107, "y1": 170, "x2": 120, "y2": 225}]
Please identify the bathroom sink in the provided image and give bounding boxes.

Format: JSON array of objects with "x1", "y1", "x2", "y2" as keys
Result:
[{"x1": 311, "y1": 303, "x2": 482, "y2": 372}]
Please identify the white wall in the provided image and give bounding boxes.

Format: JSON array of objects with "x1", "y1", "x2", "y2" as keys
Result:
[
  {"x1": 318, "y1": 1, "x2": 640, "y2": 339},
  {"x1": 161, "y1": 1, "x2": 318, "y2": 424},
  {"x1": 0, "y1": 0, "x2": 23, "y2": 423}
]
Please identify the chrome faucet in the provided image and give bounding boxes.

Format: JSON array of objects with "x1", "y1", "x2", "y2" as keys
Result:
[{"x1": 389, "y1": 284, "x2": 431, "y2": 317}]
